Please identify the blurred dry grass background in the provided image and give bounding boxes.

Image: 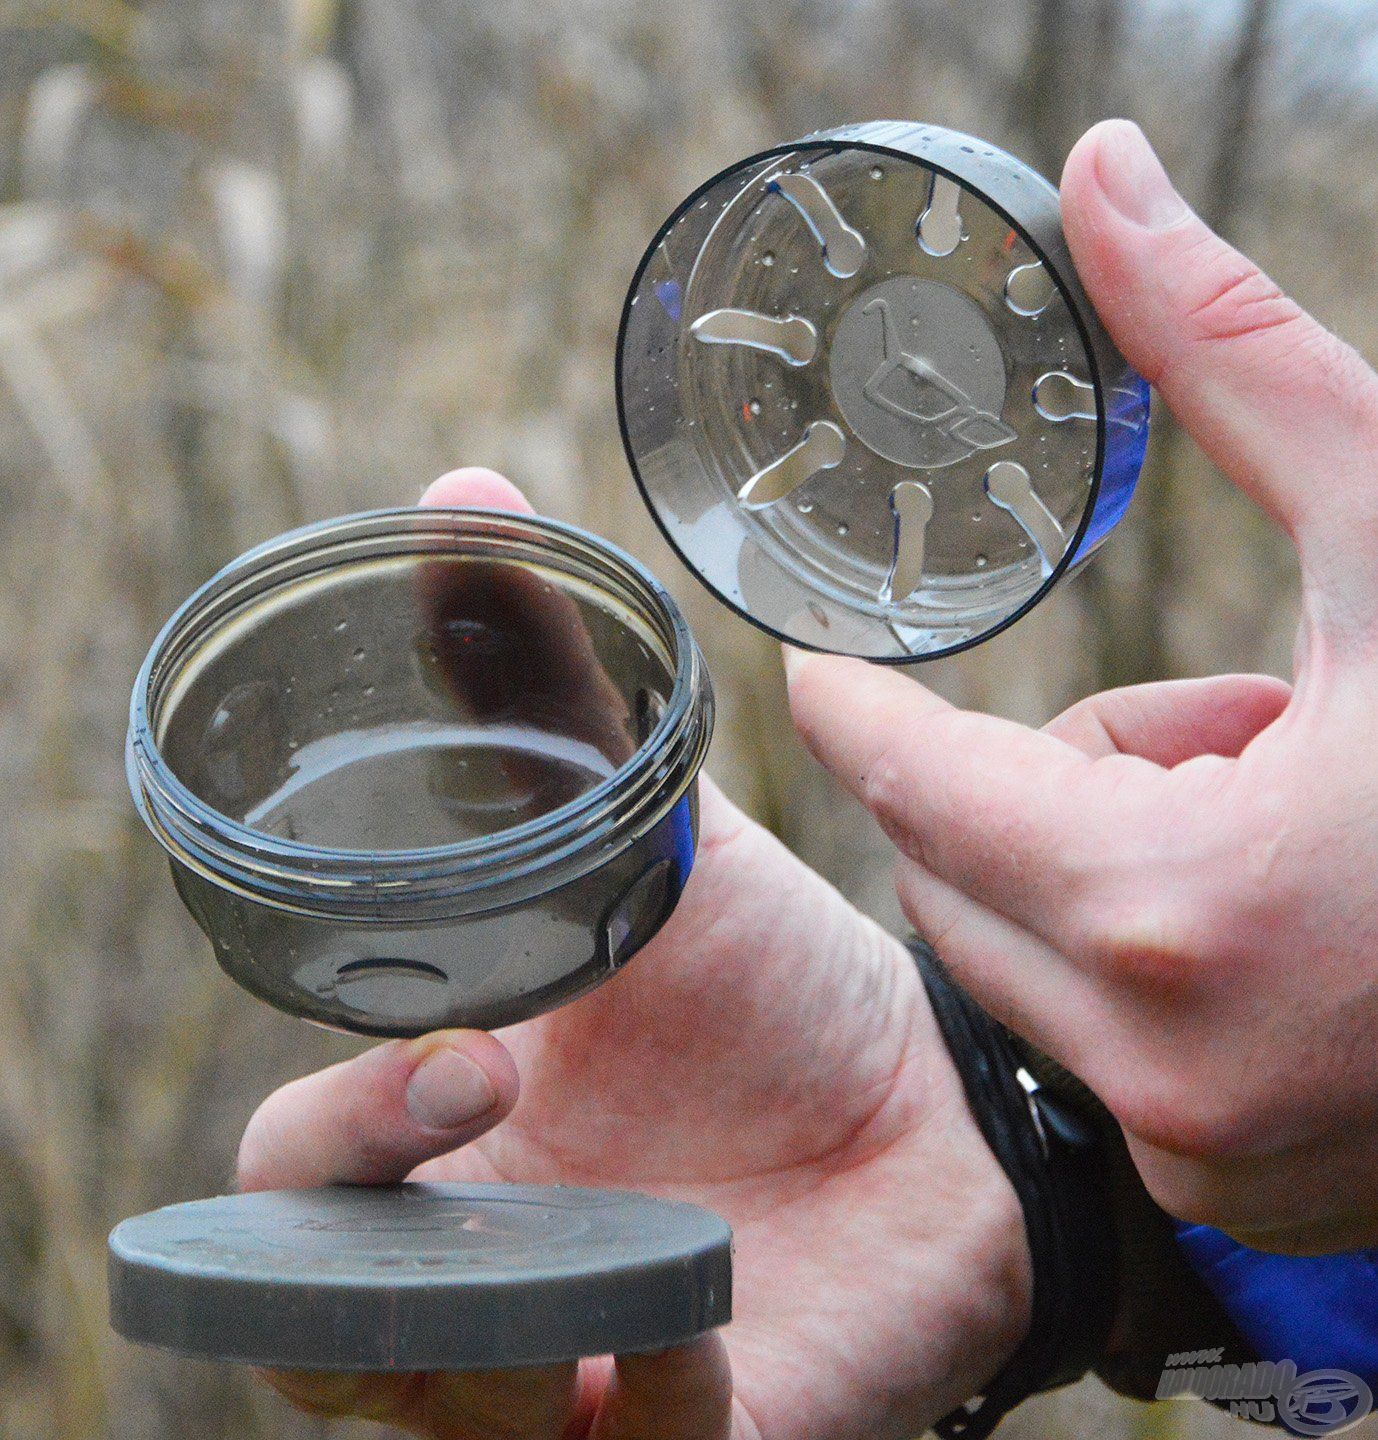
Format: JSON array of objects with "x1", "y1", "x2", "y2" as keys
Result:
[{"x1": 3, "y1": 0, "x2": 1378, "y2": 1436}]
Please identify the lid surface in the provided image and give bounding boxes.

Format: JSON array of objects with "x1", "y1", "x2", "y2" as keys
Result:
[
  {"x1": 617, "y1": 121, "x2": 1149, "y2": 661},
  {"x1": 109, "y1": 1182, "x2": 732, "y2": 1370}
]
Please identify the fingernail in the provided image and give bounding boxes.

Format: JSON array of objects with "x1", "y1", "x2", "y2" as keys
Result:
[
  {"x1": 1094, "y1": 120, "x2": 1190, "y2": 231},
  {"x1": 406, "y1": 1047, "x2": 497, "y2": 1130}
]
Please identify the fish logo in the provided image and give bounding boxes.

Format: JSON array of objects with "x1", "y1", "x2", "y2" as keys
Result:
[{"x1": 860, "y1": 297, "x2": 1016, "y2": 457}]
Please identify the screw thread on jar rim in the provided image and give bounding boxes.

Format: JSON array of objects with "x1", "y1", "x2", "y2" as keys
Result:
[{"x1": 128, "y1": 508, "x2": 714, "y2": 921}]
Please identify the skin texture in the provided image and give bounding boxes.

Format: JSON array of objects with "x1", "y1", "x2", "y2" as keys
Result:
[
  {"x1": 238, "y1": 468, "x2": 1032, "y2": 1437},
  {"x1": 789, "y1": 119, "x2": 1378, "y2": 1256}
]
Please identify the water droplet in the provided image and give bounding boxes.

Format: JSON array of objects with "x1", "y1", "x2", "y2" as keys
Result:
[
  {"x1": 761, "y1": 250, "x2": 776, "y2": 267},
  {"x1": 748, "y1": 398, "x2": 762, "y2": 415},
  {"x1": 975, "y1": 554, "x2": 988, "y2": 568},
  {"x1": 869, "y1": 165, "x2": 884, "y2": 180},
  {"x1": 352, "y1": 647, "x2": 366, "y2": 662},
  {"x1": 837, "y1": 522, "x2": 849, "y2": 537},
  {"x1": 333, "y1": 619, "x2": 348, "y2": 633}
]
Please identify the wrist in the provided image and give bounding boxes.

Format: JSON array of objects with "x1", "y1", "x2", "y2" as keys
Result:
[
  {"x1": 908, "y1": 943, "x2": 1121, "y2": 1439},
  {"x1": 896, "y1": 953, "x2": 1034, "y2": 1425},
  {"x1": 933, "y1": 1120, "x2": 1035, "y2": 1418}
]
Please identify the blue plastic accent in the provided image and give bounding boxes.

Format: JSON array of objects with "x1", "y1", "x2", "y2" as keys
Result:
[
  {"x1": 1175, "y1": 1222, "x2": 1378, "y2": 1392},
  {"x1": 655, "y1": 279, "x2": 683, "y2": 323},
  {"x1": 1070, "y1": 373, "x2": 1151, "y2": 564},
  {"x1": 668, "y1": 791, "x2": 696, "y2": 884}
]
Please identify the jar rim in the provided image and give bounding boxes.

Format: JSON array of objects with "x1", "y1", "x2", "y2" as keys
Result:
[{"x1": 127, "y1": 507, "x2": 713, "y2": 917}]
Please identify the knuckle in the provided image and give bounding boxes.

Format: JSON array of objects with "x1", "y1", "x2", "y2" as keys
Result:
[
  {"x1": 1074, "y1": 890, "x2": 1208, "y2": 984},
  {"x1": 1129, "y1": 1153, "x2": 1240, "y2": 1231},
  {"x1": 861, "y1": 750, "x2": 926, "y2": 861},
  {"x1": 1181, "y1": 255, "x2": 1304, "y2": 351},
  {"x1": 1173, "y1": 236, "x2": 1378, "y2": 444},
  {"x1": 1073, "y1": 864, "x2": 1259, "y2": 982},
  {"x1": 1106, "y1": 1061, "x2": 1256, "y2": 1164}
]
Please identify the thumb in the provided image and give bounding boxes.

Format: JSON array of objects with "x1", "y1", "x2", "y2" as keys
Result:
[
  {"x1": 236, "y1": 1030, "x2": 519, "y2": 1191},
  {"x1": 1062, "y1": 120, "x2": 1378, "y2": 616},
  {"x1": 1044, "y1": 673, "x2": 1291, "y2": 764}
]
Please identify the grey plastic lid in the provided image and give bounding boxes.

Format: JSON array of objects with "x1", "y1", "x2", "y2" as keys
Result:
[
  {"x1": 617, "y1": 121, "x2": 1150, "y2": 662},
  {"x1": 108, "y1": 1183, "x2": 732, "y2": 1371}
]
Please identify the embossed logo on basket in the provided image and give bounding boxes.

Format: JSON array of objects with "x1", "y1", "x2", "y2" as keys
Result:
[{"x1": 830, "y1": 275, "x2": 1014, "y2": 471}]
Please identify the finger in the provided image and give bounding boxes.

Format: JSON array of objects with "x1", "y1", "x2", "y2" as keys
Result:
[
  {"x1": 269, "y1": 1342, "x2": 734, "y2": 1440},
  {"x1": 1045, "y1": 674, "x2": 1291, "y2": 764},
  {"x1": 901, "y1": 860, "x2": 1378, "y2": 1256},
  {"x1": 236, "y1": 1030, "x2": 519, "y2": 1191},
  {"x1": 264, "y1": 1357, "x2": 586, "y2": 1436},
  {"x1": 421, "y1": 466, "x2": 535, "y2": 512},
  {"x1": 416, "y1": 466, "x2": 637, "y2": 766},
  {"x1": 1127, "y1": 1124, "x2": 1378, "y2": 1256},
  {"x1": 1062, "y1": 120, "x2": 1378, "y2": 603},
  {"x1": 894, "y1": 856, "x2": 1118, "y2": 1080},
  {"x1": 590, "y1": 1336, "x2": 735, "y2": 1440},
  {"x1": 258, "y1": 1368, "x2": 421, "y2": 1426},
  {"x1": 904, "y1": 854, "x2": 1378, "y2": 1255},
  {"x1": 784, "y1": 648, "x2": 1165, "y2": 946},
  {"x1": 412, "y1": 1362, "x2": 586, "y2": 1440}
]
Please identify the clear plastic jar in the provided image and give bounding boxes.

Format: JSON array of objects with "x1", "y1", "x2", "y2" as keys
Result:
[{"x1": 127, "y1": 508, "x2": 714, "y2": 1037}]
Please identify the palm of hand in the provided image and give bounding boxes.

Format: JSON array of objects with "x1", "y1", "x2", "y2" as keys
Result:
[{"x1": 411, "y1": 782, "x2": 1025, "y2": 1438}]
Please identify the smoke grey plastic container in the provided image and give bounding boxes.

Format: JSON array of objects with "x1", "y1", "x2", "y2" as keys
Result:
[{"x1": 127, "y1": 508, "x2": 713, "y2": 1037}]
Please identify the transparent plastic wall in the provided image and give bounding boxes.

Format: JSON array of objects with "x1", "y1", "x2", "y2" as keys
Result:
[{"x1": 618, "y1": 123, "x2": 1150, "y2": 661}]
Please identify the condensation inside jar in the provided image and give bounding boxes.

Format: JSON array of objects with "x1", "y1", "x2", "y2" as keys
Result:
[
  {"x1": 156, "y1": 551, "x2": 673, "y2": 852},
  {"x1": 621, "y1": 143, "x2": 1103, "y2": 659}
]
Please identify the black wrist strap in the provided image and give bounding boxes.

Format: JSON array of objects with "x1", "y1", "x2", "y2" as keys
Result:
[{"x1": 911, "y1": 940, "x2": 1119, "y2": 1439}]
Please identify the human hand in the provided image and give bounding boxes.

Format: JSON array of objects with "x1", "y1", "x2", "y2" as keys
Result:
[
  {"x1": 235, "y1": 467, "x2": 1031, "y2": 1439},
  {"x1": 788, "y1": 117, "x2": 1378, "y2": 1255}
]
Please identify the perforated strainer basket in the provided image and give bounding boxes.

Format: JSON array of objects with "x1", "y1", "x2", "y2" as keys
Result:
[{"x1": 617, "y1": 121, "x2": 1150, "y2": 661}]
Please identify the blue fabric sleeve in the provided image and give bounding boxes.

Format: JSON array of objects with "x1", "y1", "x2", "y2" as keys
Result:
[{"x1": 1174, "y1": 1223, "x2": 1378, "y2": 1386}]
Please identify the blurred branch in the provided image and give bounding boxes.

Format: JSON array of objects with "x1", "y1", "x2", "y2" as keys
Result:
[
  {"x1": 1015, "y1": 0, "x2": 1076, "y2": 172},
  {"x1": 1090, "y1": 0, "x2": 1122, "y2": 119},
  {"x1": 1015, "y1": 0, "x2": 1123, "y2": 175},
  {"x1": 1203, "y1": 0, "x2": 1276, "y2": 232},
  {"x1": 1083, "y1": 0, "x2": 1277, "y2": 691},
  {"x1": 0, "y1": 0, "x2": 140, "y2": 55}
]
